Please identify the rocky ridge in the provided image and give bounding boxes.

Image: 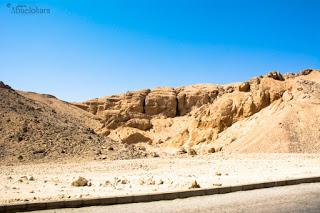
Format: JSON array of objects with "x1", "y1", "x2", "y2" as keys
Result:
[
  {"x1": 0, "y1": 86, "x2": 148, "y2": 164},
  {"x1": 74, "y1": 69, "x2": 320, "y2": 154}
]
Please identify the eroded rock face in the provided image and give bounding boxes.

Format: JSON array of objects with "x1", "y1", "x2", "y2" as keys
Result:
[
  {"x1": 145, "y1": 87, "x2": 177, "y2": 117},
  {"x1": 73, "y1": 69, "x2": 319, "y2": 149},
  {"x1": 189, "y1": 76, "x2": 287, "y2": 141},
  {"x1": 176, "y1": 85, "x2": 220, "y2": 116},
  {"x1": 77, "y1": 85, "x2": 226, "y2": 135}
]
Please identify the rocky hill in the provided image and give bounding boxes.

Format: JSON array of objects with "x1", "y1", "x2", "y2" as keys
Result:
[
  {"x1": 74, "y1": 69, "x2": 320, "y2": 154},
  {"x1": 0, "y1": 83, "x2": 147, "y2": 164}
]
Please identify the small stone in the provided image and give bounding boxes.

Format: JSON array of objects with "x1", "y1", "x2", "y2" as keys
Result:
[
  {"x1": 147, "y1": 179, "x2": 155, "y2": 185},
  {"x1": 71, "y1": 177, "x2": 89, "y2": 187},
  {"x1": 208, "y1": 148, "x2": 215, "y2": 153},
  {"x1": 216, "y1": 147, "x2": 223, "y2": 152},
  {"x1": 189, "y1": 180, "x2": 200, "y2": 189},
  {"x1": 156, "y1": 179, "x2": 164, "y2": 185},
  {"x1": 177, "y1": 147, "x2": 187, "y2": 155},
  {"x1": 139, "y1": 179, "x2": 145, "y2": 185},
  {"x1": 138, "y1": 146, "x2": 146, "y2": 151},
  {"x1": 188, "y1": 149, "x2": 197, "y2": 156},
  {"x1": 100, "y1": 155, "x2": 107, "y2": 160},
  {"x1": 151, "y1": 152, "x2": 159, "y2": 158},
  {"x1": 121, "y1": 179, "x2": 128, "y2": 184}
]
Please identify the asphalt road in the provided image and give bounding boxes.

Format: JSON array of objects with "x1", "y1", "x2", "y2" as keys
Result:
[{"x1": 33, "y1": 183, "x2": 320, "y2": 213}]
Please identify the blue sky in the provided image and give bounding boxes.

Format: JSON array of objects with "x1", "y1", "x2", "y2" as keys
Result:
[{"x1": 1, "y1": 0, "x2": 319, "y2": 101}]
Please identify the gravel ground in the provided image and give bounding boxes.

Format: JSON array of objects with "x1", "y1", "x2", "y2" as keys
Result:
[{"x1": 1, "y1": 153, "x2": 320, "y2": 205}]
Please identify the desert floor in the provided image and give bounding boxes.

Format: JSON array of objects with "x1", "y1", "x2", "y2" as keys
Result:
[{"x1": 1, "y1": 153, "x2": 320, "y2": 205}]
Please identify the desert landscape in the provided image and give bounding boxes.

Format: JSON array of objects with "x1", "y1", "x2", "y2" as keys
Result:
[{"x1": 0, "y1": 69, "x2": 320, "y2": 205}]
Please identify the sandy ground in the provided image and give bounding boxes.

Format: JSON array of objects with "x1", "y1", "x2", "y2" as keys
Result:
[{"x1": 1, "y1": 153, "x2": 320, "y2": 205}]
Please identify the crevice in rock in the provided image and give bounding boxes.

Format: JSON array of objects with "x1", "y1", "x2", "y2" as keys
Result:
[
  {"x1": 176, "y1": 97, "x2": 180, "y2": 116},
  {"x1": 142, "y1": 96, "x2": 146, "y2": 114}
]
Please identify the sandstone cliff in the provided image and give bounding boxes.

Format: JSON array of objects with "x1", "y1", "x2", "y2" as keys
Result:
[{"x1": 74, "y1": 69, "x2": 320, "y2": 154}]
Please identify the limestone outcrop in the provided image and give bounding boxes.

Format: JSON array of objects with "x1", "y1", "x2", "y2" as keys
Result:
[{"x1": 72, "y1": 69, "x2": 320, "y2": 154}]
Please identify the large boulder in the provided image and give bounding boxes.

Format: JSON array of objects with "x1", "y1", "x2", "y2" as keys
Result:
[
  {"x1": 125, "y1": 118, "x2": 152, "y2": 130},
  {"x1": 108, "y1": 127, "x2": 152, "y2": 144}
]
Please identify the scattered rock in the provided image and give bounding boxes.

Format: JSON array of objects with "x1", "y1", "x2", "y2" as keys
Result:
[
  {"x1": 267, "y1": 71, "x2": 284, "y2": 81},
  {"x1": 138, "y1": 146, "x2": 146, "y2": 151},
  {"x1": 188, "y1": 148, "x2": 197, "y2": 156},
  {"x1": 177, "y1": 147, "x2": 187, "y2": 155},
  {"x1": 208, "y1": 147, "x2": 215, "y2": 153},
  {"x1": 33, "y1": 149, "x2": 45, "y2": 154},
  {"x1": 189, "y1": 180, "x2": 200, "y2": 189},
  {"x1": 121, "y1": 179, "x2": 129, "y2": 184},
  {"x1": 151, "y1": 152, "x2": 160, "y2": 158},
  {"x1": 146, "y1": 179, "x2": 155, "y2": 185},
  {"x1": 156, "y1": 179, "x2": 164, "y2": 185},
  {"x1": 71, "y1": 177, "x2": 89, "y2": 187},
  {"x1": 139, "y1": 179, "x2": 145, "y2": 185},
  {"x1": 95, "y1": 149, "x2": 102, "y2": 155},
  {"x1": 215, "y1": 172, "x2": 222, "y2": 176}
]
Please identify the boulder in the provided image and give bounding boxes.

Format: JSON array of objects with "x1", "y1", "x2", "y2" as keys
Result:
[
  {"x1": 267, "y1": 71, "x2": 284, "y2": 81},
  {"x1": 238, "y1": 82, "x2": 250, "y2": 92},
  {"x1": 125, "y1": 118, "x2": 152, "y2": 130},
  {"x1": 72, "y1": 177, "x2": 89, "y2": 187}
]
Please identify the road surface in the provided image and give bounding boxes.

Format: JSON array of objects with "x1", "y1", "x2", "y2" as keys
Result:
[{"x1": 32, "y1": 183, "x2": 320, "y2": 213}]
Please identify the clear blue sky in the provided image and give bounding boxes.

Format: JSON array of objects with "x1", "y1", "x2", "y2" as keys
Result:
[{"x1": 1, "y1": 0, "x2": 319, "y2": 101}]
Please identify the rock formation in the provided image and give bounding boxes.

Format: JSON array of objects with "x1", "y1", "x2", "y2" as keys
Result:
[
  {"x1": 73, "y1": 69, "x2": 320, "y2": 154},
  {"x1": 1, "y1": 68, "x2": 319, "y2": 163}
]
